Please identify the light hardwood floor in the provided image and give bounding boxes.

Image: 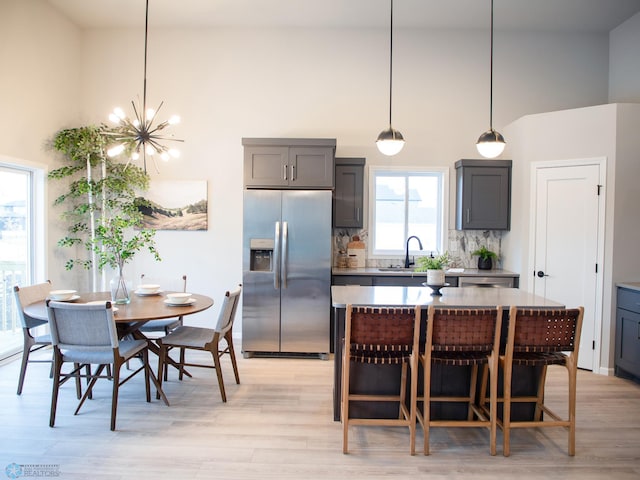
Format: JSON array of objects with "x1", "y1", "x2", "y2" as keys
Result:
[{"x1": 1, "y1": 344, "x2": 639, "y2": 480}]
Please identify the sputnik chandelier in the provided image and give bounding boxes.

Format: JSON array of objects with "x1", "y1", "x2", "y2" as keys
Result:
[{"x1": 106, "y1": 0, "x2": 182, "y2": 173}]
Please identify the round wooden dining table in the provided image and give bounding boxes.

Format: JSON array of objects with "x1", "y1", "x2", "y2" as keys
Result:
[
  {"x1": 24, "y1": 290, "x2": 214, "y2": 325},
  {"x1": 24, "y1": 290, "x2": 215, "y2": 406}
]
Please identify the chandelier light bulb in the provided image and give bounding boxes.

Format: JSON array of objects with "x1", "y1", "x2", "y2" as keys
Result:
[
  {"x1": 131, "y1": 151, "x2": 140, "y2": 160},
  {"x1": 145, "y1": 144, "x2": 156, "y2": 155},
  {"x1": 169, "y1": 149, "x2": 180, "y2": 159},
  {"x1": 114, "y1": 107, "x2": 126, "y2": 119},
  {"x1": 160, "y1": 152, "x2": 170, "y2": 161},
  {"x1": 145, "y1": 108, "x2": 155, "y2": 121},
  {"x1": 109, "y1": 113, "x2": 121, "y2": 124},
  {"x1": 168, "y1": 115, "x2": 180, "y2": 125}
]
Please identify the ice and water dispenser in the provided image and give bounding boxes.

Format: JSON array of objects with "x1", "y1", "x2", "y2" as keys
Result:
[{"x1": 249, "y1": 238, "x2": 274, "y2": 272}]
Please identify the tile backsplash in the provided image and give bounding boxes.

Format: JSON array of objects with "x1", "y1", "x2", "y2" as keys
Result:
[{"x1": 333, "y1": 229, "x2": 504, "y2": 269}]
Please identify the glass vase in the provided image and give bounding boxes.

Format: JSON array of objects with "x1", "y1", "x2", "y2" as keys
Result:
[{"x1": 110, "y1": 271, "x2": 132, "y2": 304}]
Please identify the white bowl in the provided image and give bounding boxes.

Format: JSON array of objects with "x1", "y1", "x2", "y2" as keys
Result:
[
  {"x1": 137, "y1": 284, "x2": 161, "y2": 294},
  {"x1": 166, "y1": 292, "x2": 192, "y2": 304},
  {"x1": 49, "y1": 289, "x2": 77, "y2": 301}
]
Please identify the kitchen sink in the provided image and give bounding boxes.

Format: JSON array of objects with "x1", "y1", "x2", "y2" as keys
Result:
[{"x1": 377, "y1": 267, "x2": 417, "y2": 272}]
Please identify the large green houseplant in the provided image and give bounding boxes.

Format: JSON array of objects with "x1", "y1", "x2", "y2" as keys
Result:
[{"x1": 48, "y1": 125, "x2": 160, "y2": 301}]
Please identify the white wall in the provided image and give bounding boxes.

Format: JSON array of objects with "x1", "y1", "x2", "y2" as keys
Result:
[
  {"x1": 503, "y1": 103, "x2": 640, "y2": 373},
  {"x1": 609, "y1": 11, "x2": 640, "y2": 102},
  {"x1": 3, "y1": 2, "x2": 640, "y2": 333}
]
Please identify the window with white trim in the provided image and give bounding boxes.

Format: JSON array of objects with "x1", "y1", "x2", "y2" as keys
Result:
[
  {"x1": 0, "y1": 160, "x2": 45, "y2": 360},
  {"x1": 369, "y1": 166, "x2": 448, "y2": 258}
]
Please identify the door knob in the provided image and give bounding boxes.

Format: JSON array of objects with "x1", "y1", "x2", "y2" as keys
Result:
[{"x1": 536, "y1": 270, "x2": 548, "y2": 278}]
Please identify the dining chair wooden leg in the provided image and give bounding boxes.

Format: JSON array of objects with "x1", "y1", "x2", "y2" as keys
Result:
[
  {"x1": 110, "y1": 363, "x2": 120, "y2": 431},
  {"x1": 16, "y1": 338, "x2": 34, "y2": 395},
  {"x1": 49, "y1": 354, "x2": 62, "y2": 428},
  {"x1": 211, "y1": 350, "x2": 227, "y2": 402},
  {"x1": 226, "y1": 332, "x2": 240, "y2": 384},
  {"x1": 142, "y1": 350, "x2": 151, "y2": 403},
  {"x1": 533, "y1": 365, "x2": 548, "y2": 421},
  {"x1": 179, "y1": 348, "x2": 186, "y2": 381}
]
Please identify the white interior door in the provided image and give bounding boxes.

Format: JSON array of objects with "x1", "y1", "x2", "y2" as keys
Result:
[{"x1": 532, "y1": 162, "x2": 603, "y2": 371}]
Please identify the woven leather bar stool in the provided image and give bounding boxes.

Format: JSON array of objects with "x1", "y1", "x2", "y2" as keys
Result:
[
  {"x1": 341, "y1": 305, "x2": 421, "y2": 455},
  {"x1": 500, "y1": 306, "x2": 584, "y2": 456},
  {"x1": 417, "y1": 305, "x2": 502, "y2": 455}
]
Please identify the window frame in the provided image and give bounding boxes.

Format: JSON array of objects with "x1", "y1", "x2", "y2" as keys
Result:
[
  {"x1": 0, "y1": 157, "x2": 46, "y2": 360},
  {"x1": 367, "y1": 165, "x2": 449, "y2": 259}
]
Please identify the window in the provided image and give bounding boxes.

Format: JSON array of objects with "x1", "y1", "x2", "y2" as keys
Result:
[
  {"x1": 369, "y1": 166, "x2": 448, "y2": 257},
  {"x1": 0, "y1": 160, "x2": 45, "y2": 360}
]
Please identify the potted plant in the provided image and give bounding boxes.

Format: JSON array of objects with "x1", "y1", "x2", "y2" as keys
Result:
[
  {"x1": 471, "y1": 246, "x2": 498, "y2": 270},
  {"x1": 415, "y1": 251, "x2": 450, "y2": 285},
  {"x1": 48, "y1": 125, "x2": 161, "y2": 301}
]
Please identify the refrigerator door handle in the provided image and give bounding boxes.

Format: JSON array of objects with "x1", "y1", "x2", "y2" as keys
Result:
[
  {"x1": 281, "y1": 221, "x2": 288, "y2": 289},
  {"x1": 274, "y1": 221, "x2": 281, "y2": 289}
]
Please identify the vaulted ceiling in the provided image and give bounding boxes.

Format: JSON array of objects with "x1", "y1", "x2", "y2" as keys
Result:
[{"x1": 48, "y1": 0, "x2": 640, "y2": 32}]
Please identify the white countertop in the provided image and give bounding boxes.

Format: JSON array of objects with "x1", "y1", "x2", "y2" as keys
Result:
[
  {"x1": 617, "y1": 282, "x2": 640, "y2": 292},
  {"x1": 331, "y1": 285, "x2": 563, "y2": 308}
]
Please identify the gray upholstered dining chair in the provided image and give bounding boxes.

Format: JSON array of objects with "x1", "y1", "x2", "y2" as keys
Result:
[
  {"x1": 157, "y1": 285, "x2": 242, "y2": 402},
  {"x1": 14, "y1": 281, "x2": 53, "y2": 395},
  {"x1": 46, "y1": 299, "x2": 167, "y2": 431}
]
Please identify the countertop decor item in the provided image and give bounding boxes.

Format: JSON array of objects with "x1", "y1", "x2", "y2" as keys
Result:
[
  {"x1": 105, "y1": 0, "x2": 183, "y2": 173},
  {"x1": 476, "y1": 0, "x2": 506, "y2": 158},
  {"x1": 376, "y1": 0, "x2": 405, "y2": 156},
  {"x1": 415, "y1": 252, "x2": 451, "y2": 285},
  {"x1": 471, "y1": 245, "x2": 498, "y2": 270}
]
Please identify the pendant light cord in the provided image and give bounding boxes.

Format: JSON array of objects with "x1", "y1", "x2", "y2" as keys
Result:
[
  {"x1": 143, "y1": 0, "x2": 149, "y2": 122},
  {"x1": 388, "y1": 0, "x2": 394, "y2": 128},
  {"x1": 489, "y1": 0, "x2": 494, "y2": 130}
]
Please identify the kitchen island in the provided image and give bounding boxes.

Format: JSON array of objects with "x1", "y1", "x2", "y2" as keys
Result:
[{"x1": 331, "y1": 285, "x2": 563, "y2": 421}]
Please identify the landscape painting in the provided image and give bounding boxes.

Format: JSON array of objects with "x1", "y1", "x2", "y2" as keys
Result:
[{"x1": 138, "y1": 180, "x2": 208, "y2": 230}]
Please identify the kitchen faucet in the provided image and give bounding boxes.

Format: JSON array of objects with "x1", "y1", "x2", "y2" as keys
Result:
[{"x1": 404, "y1": 236, "x2": 423, "y2": 268}]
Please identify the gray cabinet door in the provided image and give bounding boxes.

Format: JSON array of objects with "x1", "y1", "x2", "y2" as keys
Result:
[
  {"x1": 455, "y1": 159, "x2": 512, "y2": 230},
  {"x1": 244, "y1": 146, "x2": 289, "y2": 188},
  {"x1": 289, "y1": 146, "x2": 334, "y2": 188},
  {"x1": 333, "y1": 158, "x2": 365, "y2": 228}
]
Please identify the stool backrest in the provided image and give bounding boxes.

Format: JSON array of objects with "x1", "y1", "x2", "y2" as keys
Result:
[
  {"x1": 345, "y1": 305, "x2": 421, "y2": 365},
  {"x1": 508, "y1": 307, "x2": 584, "y2": 353},
  {"x1": 427, "y1": 306, "x2": 502, "y2": 353}
]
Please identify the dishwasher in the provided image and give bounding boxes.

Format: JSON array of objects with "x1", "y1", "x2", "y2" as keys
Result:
[{"x1": 458, "y1": 276, "x2": 514, "y2": 288}]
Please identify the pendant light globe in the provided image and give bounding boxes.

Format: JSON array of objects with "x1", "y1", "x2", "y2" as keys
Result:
[
  {"x1": 377, "y1": 127, "x2": 405, "y2": 156},
  {"x1": 476, "y1": 128, "x2": 506, "y2": 158}
]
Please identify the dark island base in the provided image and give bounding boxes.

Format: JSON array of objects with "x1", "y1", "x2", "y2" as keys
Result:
[{"x1": 334, "y1": 306, "x2": 542, "y2": 422}]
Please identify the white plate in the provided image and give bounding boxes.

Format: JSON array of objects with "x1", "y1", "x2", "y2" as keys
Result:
[
  {"x1": 135, "y1": 290, "x2": 163, "y2": 296},
  {"x1": 163, "y1": 298, "x2": 196, "y2": 307},
  {"x1": 56, "y1": 295, "x2": 81, "y2": 302}
]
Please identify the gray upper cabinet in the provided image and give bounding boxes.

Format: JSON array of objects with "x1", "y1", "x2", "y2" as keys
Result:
[
  {"x1": 455, "y1": 159, "x2": 512, "y2": 230},
  {"x1": 333, "y1": 158, "x2": 365, "y2": 228},
  {"x1": 243, "y1": 138, "x2": 336, "y2": 189}
]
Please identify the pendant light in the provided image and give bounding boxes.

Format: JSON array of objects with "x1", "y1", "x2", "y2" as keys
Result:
[
  {"x1": 106, "y1": 0, "x2": 183, "y2": 173},
  {"x1": 476, "y1": 0, "x2": 506, "y2": 159},
  {"x1": 376, "y1": 0, "x2": 405, "y2": 156}
]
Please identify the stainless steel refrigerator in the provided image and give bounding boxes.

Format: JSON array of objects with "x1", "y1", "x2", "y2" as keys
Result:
[{"x1": 242, "y1": 189, "x2": 331, "y2": 357}]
